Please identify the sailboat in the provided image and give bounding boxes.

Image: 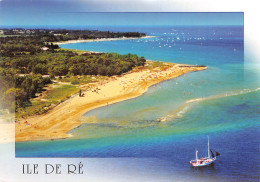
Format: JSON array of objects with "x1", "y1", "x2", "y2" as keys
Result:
[{"x1": 190, "y1": 136, "x2": 220, "y2": 167}]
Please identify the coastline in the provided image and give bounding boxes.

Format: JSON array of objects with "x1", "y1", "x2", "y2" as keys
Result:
[
  {"x1": 53, "y1": 36, "x2": 155, "y2": 45},
  {"x1": 15, "y1": 61, "x2": 207, "y2": 142}
]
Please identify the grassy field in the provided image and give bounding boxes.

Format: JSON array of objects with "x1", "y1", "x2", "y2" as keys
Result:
[
  {"x1": 16, "y1": 84, "x2": 79, "y2": 119},
  {"x1": 57, "y1": 48, "x2": 90, "y2": 54},
  {"x1": 44, "y1": 84, "x2": 78, "y2": 101},
  {"x1": 0, "y1": 34, "x2": 20, "y2": 37}
]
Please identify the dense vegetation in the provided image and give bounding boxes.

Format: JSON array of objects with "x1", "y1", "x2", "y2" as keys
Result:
[
  {"x1": 1, "y1": 51, "x2": 146, "y2": 76},
  {"x1": 0, "y1": 29, "x2": 146, "y2": 113},
  {"x1": 2, "y1": 29, "x2": 146, "y2": 39},
  {"x1": 0, "y1": 70, "x2": 52, "y2": 112}
]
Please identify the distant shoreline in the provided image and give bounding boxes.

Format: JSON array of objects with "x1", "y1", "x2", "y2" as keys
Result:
[
  {"x1": 53, "y1": 36, "x2": 155, "y2": 45},
  {"x1": 15, "y1": 61, "x2": 207, "y2": 142}
]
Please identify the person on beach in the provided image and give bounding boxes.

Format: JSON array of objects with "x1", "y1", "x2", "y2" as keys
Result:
[{"x1": 79, "y1": 89, "x2": 82, "y2": 97}]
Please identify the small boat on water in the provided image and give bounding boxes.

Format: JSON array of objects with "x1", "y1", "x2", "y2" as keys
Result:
[{"x1": 190, "y1": 136, "x2": 220, "y2": 167}]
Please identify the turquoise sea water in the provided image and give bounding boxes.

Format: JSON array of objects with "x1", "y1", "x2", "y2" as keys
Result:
[{"x1": 16, "y1": 26, "x2": 260, "y2": 181}]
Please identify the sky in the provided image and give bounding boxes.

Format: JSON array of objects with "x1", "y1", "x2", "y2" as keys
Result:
[{"x1": 0, "y1": 0, "x2": 243, "y2": 27}]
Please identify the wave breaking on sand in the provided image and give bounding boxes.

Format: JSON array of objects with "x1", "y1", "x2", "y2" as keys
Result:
[{"x1": 157, "y1": 87, "x2": 260, "y2": 122}]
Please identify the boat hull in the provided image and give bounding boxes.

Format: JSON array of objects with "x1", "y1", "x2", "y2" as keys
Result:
[{"x1": 190, "y1": 157, "x2": 216, "y2": 167}]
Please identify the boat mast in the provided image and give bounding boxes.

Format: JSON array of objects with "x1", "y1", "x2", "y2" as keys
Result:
[{"x1": 208, "y1": 136, "x2": 210, "y2": 158}]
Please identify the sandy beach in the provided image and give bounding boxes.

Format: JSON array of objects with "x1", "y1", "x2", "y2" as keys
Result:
[
  {"x1": 53, "y1": 36, "x2": 155, "y2": 45},
  {"x1": 15, "y1": 62, "x2": 207, "y2": 142}
]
